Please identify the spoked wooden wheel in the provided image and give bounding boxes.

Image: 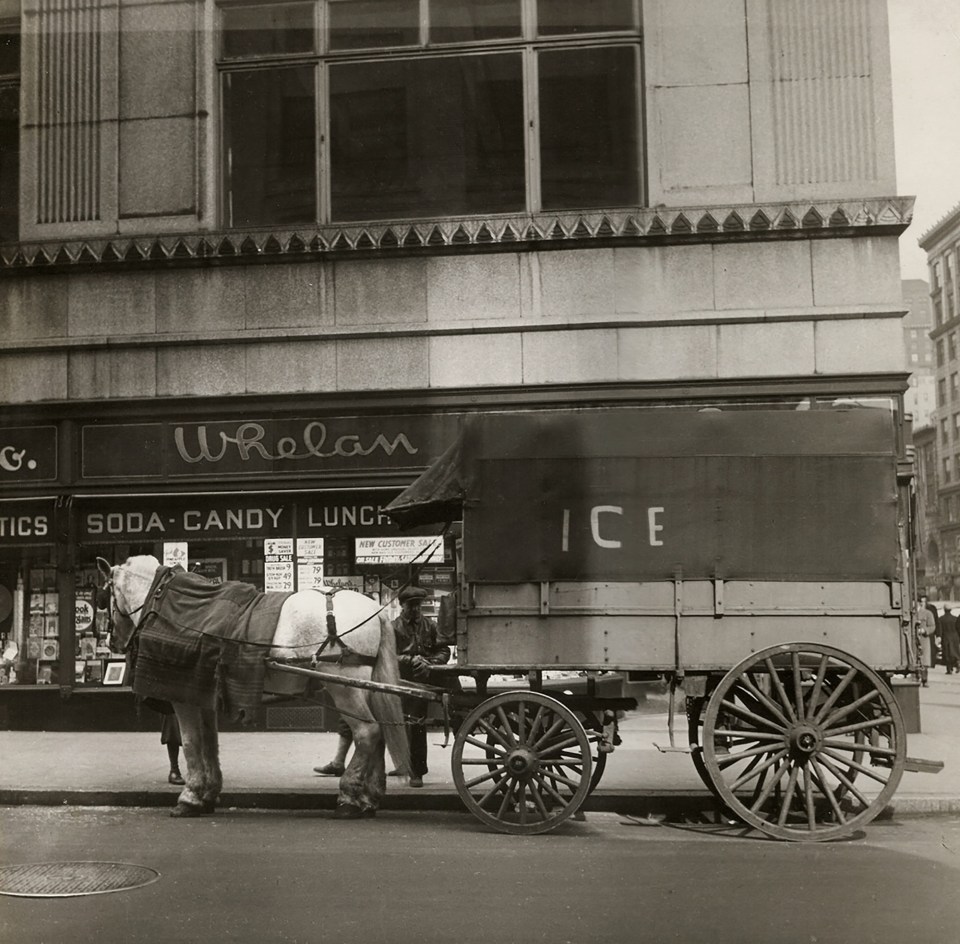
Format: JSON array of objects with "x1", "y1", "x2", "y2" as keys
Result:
[
  {"x1": 452, "y1": 691, "x2": 593, "y2": 835},
  {"x1": 702, "y1": 644, "x2": 906, "y2": 841},
  {"x1": 577, "y1": 711, "x2": 609, "y2": 794},
  {"x1": 687, "y1": 692, "x2": 721, "y2": 797}
]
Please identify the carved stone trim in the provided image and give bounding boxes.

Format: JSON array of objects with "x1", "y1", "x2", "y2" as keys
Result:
[{"x1": 0, "y1": 199, "x2": 915, "y2": 276}]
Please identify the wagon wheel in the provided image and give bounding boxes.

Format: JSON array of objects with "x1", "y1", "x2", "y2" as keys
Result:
[
  {"x1": 477, "y1": 710, "x2": 606, "y2": 801},
  {"x1": 687, "y1": 693, "x2": 720, "y2": 798},
  {"x1": 452, "y1": 691, "x2": 593, "y2": 835},
  {"x1": 701, "y1": 643, "x2": 906, "y2": 842}
]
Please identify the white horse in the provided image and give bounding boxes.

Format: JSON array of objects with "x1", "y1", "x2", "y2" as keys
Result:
[{"x1": 98, "y1": 555, "x2": 409, "y2": 819}]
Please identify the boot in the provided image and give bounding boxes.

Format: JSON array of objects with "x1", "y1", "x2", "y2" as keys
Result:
[
  {"x1": 168, "y1": 769, "x2": 185, "y2": 785},
  {"x1": 313, "y1": 762, "x2": 345, "y2": 776}
]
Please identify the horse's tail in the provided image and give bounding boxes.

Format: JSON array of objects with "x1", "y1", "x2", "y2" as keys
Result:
[{"x1": 370, "y1": 613, "x2": 411, "y2": 776}]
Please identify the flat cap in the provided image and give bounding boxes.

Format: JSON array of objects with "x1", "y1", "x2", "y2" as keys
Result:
[{"x1": 398, "y1": 586, "x2": 430, "y2": 603}]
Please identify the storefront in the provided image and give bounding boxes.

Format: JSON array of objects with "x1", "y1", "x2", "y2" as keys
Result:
[{"x1": 0, "y1": 407, "x2": 460, "y2": 728}]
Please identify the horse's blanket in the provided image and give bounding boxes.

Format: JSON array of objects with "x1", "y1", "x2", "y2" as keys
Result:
[{"x1": 131, "y1": 567, "x2": 293, "y2": 721}]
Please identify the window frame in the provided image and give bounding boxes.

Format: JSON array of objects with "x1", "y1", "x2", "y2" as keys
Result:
[
  {"x1": 215, "y1": 0, "x2": 644, "y2": 229},
  {"x1": 0, "y1": 17, "x2": 19, "y2": 244}
]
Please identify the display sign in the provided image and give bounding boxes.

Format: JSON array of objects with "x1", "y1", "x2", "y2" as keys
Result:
[
  {"x1": 163, "y1": 542, "x2": 188, "y2": 570},
  {"x1": 296, "y1": 537, "x2": 324, "y2": 559},
  {"x1": 264, "y1": 538, "x2": 294, "y2": 591},
  {"x1": 355, "y1": 535, "x2": 444, "y2": 565},
  {"x1": 191, "y1": 558, "x2": 226, "y2": 582},
  {"x1": 323, "y1": 575, "x2": 363, "y2": 593},
  {"x1": 75, "y1": 598, "x2": 95, "y2": 634},
  {"x1": 81, "y1": 413, "x2": 461, "y2": 481},
  {"x1": 0, "y1": 426, "x2": 58, "y2": 482},
  {"x1": 77, "y1": 496, "x2": 292, "y2": 542},
  {"x1": 297, "y1": 560, "x2": 325, "y2": 590},
  {"x1": 0, "y1": 498, "x2": 57, "y2": 547},
  {"x1": 295, "y1": 537, "x2": 325, "y2": 590}
]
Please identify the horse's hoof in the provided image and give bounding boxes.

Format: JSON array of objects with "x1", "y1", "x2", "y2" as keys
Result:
[
  {"x1": 170, "y1": 802, "x2": 205, "y2": 818},
  {"x1": 200, "y1": 800, "x2": 216, "y2": 815},
  {"x1": 335, "y1": 803, "x2": 375, "y2": 819}
]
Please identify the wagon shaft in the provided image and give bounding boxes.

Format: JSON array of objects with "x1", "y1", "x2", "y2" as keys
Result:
[{"x1": 265, "y1": 659, "x2": 447, "y2": 703}]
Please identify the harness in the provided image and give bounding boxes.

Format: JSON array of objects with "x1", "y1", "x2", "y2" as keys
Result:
[{"x1": 309, "y1": 587, "x2": 378, "y2": 668}]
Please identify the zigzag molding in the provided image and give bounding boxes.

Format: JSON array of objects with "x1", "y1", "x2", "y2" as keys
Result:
[{"x1": 1, "y1": 198, "x2": 915, "y2": 273}]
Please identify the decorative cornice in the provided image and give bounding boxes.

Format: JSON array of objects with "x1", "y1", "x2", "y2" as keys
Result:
[
  {"x1": 0, "y1": 198, "x2": 915, "y2": 277},
  {"x1": 918, "y1": 198, "x2": 960, "y2": 251}
]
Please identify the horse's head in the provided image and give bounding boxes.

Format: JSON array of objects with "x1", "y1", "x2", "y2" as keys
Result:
[{"x1": 97, "y1": 554, "x2": 160, "y2": 651}]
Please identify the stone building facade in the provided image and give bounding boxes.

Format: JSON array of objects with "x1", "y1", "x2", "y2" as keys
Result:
[{"x1": 0, "y1": 0, "x2": 913, "y2": 721}]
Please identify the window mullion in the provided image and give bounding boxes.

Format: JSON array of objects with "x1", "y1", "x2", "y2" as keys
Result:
[
  {"x1": 317, "y1": 61, "x2": 327, "y2": 225},
  {"x1": 522, "y1": 0, "x2": 535, "y2": 40},
  {"x1": 524, "y1": 45, "x2": 540, "y2": 214}
]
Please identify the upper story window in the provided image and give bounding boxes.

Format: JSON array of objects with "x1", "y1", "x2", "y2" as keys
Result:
[
  {"x1": 217, "y1": 0, "x2": 641, "y2": 228},
  {"x1": 939, "y1": 378, "x2": 947, "y2": 406},
  {"x1": 938, "y1": 339, "x2": 945, "y2": 367},
  {"x1": 0, "y1": 19, "x2": 19, "y2": 243},
  {"x1": 950, "y1": 332, "x2": 957, "y2": 361}
]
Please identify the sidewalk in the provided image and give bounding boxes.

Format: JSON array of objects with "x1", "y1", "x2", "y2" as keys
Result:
[{"x1": 1, "y1": 672, "x2": 958, "y2": 819}]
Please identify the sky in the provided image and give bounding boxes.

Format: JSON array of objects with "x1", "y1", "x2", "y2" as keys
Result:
[{"x1": 888, "y1": 0, "x2": 960, "y2": 281}]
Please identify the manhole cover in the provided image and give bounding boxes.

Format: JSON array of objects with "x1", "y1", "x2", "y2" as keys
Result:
[{"x1": 0, "y1": 862, "x2": 160, "y2": 898}]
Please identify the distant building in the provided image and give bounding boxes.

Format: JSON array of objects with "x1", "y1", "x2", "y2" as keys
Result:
[
  {"x1": 913, "y1": 424, "x2": 939, "y2": 595},
  {"x1": 920, "y1": 202, "x2": 960, "y2": 596},
  {"x1": 903, "y1": 279, "x2": 935, "y2": 428}
]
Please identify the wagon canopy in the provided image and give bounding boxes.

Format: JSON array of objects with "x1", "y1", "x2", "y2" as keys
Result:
[{"x1": 385, "y1": 407, "x2": 900, "y2": 583}]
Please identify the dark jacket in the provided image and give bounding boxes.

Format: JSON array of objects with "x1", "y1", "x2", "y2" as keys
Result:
[
  {"x1": 393, "y1": 612, "x2": 450, "y2": 674},
  {"x1": 941, "y1": 609, "x2": 960, "y2": 666}
]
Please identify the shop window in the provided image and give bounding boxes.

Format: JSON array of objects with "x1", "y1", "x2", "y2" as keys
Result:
[
  {"x1": 218, "y1": 0, "x2": 641, "y2": 226},
  {"x1": 0, "y1": 21, "x2": 19, "y2": 243},
  {"x1": 0, "y1": 552, "x2": 65, "y2": 687}
]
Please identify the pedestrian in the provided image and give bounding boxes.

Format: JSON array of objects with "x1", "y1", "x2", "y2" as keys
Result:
[
  {"x1": 314, "y1": 717, "x2": 352, "y2": 776},
  {"x1": 920, "y1": 594, "x2": 941, "y2": 669},
  {"x1": 391, "y1": 585, "x2": 459, "y2": 788},
  {"x1": 940, "y1": 606, "x2": 960, "y2": 674},
  {"x1": 916, "y1": 598, "x2": 937, "y2": 686},
  {"x1": 160, "y1": 708, "x2": 184, "y2": 785}
]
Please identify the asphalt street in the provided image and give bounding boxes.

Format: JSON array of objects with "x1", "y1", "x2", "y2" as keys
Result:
[{"x1": 1, "y1": 806, "x2": 959, "y2": 944}]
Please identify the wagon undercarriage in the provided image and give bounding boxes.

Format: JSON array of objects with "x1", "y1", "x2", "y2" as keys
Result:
[{"x1": 266, "y1": 643, "x2": 939, "y2": 841}]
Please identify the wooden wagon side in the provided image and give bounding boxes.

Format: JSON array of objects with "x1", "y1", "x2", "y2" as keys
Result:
[{"x1": 384, "y1": 403, "x2": 941, "y2": 839}]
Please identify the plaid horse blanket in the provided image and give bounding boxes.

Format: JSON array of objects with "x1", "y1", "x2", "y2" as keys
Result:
[{"x1": 131, "y1": 567, "x2": 293, "y2": 721}]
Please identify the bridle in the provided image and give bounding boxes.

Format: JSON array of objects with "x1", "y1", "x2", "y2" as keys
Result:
[{"x1": 98, "y1": 568, "x2": 149, "y2": 622}]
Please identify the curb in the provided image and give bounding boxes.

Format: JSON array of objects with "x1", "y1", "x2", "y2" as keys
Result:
[{"x1": 4, "y1": 789, "x2": 960, "y2": 819}]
